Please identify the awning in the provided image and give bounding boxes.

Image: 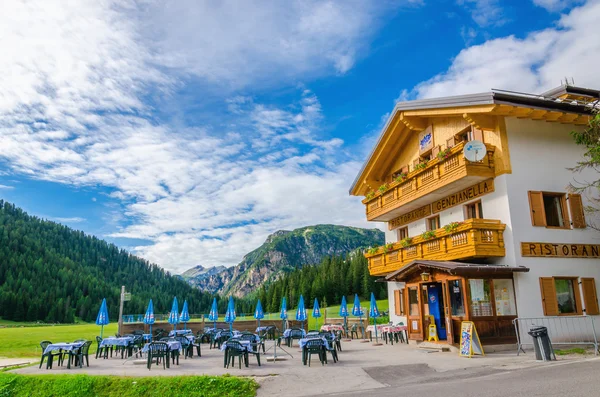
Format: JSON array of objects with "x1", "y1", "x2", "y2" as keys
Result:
[{"x1": 384, "y1": 260, "x2": 529, "y2": 282}]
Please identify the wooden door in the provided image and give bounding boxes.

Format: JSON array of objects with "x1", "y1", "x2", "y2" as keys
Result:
[
  {"x1": 442, "y1": 280, "x2": 453, "y2": 344},
  {"x1": 405, "y1": 283, "x2": 423, "y2": 340}
]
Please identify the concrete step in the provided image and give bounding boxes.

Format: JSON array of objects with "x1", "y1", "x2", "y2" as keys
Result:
[{"x1": 417, "y1": 341, "x2": 457, "y2": 353}]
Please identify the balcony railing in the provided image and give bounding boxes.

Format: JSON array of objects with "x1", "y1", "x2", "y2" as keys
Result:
[
  {"x1": 364, "y1": 219, "x2": 506, "y2": 276},
  {"x1": 362, "y1": 141, "x2": 496, "y2": 221}
]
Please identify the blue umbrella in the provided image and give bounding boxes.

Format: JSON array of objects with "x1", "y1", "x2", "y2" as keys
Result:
[
  {"x1": 352, "y1": 294, "x2": 364, "y2": 338},
  {"x1": 369, "y1": 292, "x2": 381, "y2": 343},
  {"x1": 280, "y1": 297, "x2": 288, "y2": 331},
  {"x1": 254, "y1": 299, "x2": 265, "y2": 328},
  {"x1": 296, "y1": 295, "x2": 307, "y2": 330},
  {"x1": 95, "y1": 298, "x2": 109, "y2": 338},
  {"x1": 224, "y1": 296, "x2": 236, "y2": 333},
  {"x1": 168, "y1": 297, "x2": 180, "y2": 330},
  {"x1": 339, "y1": 296, "x2": 349, "y2": 334},
  {"x1": 180, "y1": 300, "x2": 190, "y2": 330},
  {"x1": 312, "y1": 298, "x2": 321, "y2": 330},
  {"x1": 143, "y1": 299, "x2": 155, "y2": 336},
  {"x1": 208, "y1": 298, "x2": 219, "y2": 330}
]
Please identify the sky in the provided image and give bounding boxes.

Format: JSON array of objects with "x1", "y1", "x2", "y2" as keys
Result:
[{"x1": 1, "y1": 0, "x2": 599, "y2": 274}]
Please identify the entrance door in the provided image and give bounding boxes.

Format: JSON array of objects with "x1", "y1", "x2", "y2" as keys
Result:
[
  {"x1": 442, "y1": 280, "x2": 454, "y2": 344},
  {"x1": 405, "y1": 284, "x2": 422, "y2": 339},
  {"x1": 427, "y1": 283, "x2": 447, "y2": 340}
]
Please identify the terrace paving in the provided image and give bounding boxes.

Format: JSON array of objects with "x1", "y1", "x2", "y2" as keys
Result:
[{"x1": 11, "y1": 339, "x2": 597, "y2": 396}]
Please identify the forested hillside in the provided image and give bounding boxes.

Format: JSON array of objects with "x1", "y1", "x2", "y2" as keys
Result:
[
  {"x1": 0, "y1": 200, "x2": 211, "y2": 323},
  {"x1": 238, "y1": 252, "x2": 386, "y2": 314}
]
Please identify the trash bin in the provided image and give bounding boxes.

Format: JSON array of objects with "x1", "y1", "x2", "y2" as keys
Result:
[{"x1": 528, "y1": 326, "x2": 554, "y2": 361}]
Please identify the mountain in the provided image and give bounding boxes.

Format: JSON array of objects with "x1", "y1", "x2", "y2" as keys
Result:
[
  {"x1": 185, "y1": 224, "x2": 384, "y2": 297},
  {"x1": 180, "y1": 265, "x2": 227, "y2": 286},
  {"x1": 0, "y1": 200, "x2": 212, "y2": 323}
]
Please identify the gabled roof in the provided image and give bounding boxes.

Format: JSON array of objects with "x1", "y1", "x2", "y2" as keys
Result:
[
  {"x1": 384, "y1": 260, "x2": 529, "y2": 282},
  {"x1": 349, "y1": 85, "x2": 598, "y2": 195}
]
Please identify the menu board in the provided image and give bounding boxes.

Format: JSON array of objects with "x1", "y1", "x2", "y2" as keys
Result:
[{"x1": 459, "y1": 321, "x2": 484, "y2": 358}]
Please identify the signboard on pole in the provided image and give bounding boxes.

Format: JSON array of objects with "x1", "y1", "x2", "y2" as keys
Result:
[
  {"x1": 123, "y1": 293, "x2": 132, "y2": 302},
  {"x1": 459, "y1": 321, "x2": 484, "y2": 358}
]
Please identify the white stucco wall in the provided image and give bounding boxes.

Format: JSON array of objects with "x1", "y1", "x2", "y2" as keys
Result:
[
  {"x1": 504, "y1": 117, "x2": 600, "y2": 318},
  {"x1": 387, "y1": 281, "x2": 407, "y2": 325}
]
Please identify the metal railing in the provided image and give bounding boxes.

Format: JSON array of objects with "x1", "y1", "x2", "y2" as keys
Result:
[{"x1": 513, "y1": 316, "x2": 599, "y2": 355}]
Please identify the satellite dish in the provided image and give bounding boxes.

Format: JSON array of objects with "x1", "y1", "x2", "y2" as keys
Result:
[{"x1": 463, "y1": 140, "x2": 486, "y2": 162}]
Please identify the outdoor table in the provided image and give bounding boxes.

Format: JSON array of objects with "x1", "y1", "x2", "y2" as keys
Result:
[
  {"x1": 142, "y1": 334, "x2": 152, "y2": 342},
  {"x1": 255, "y1": 326, "x2": 270, "y2": 333},
  {"x1": 99, "y1": 337, "x2": 134, "y2": 358},
  {"x1": 43, "y1": 342, "x2": 85, "y2": 369},
  {"x1": 320, "y1": 324, "x2": 344, "y2": 332},
  {"x1": 142, "y1": 340, "x2": 182, "y2": 365},
  {"x1": 220, "y1": 339, "x2": 252, "y2": 352},
  {"x1": 169, "y1": 329, "x2": 192, "y2": 337},
  {"x1": 282, "y1": 328, "x2": 307, "y2": 338}
]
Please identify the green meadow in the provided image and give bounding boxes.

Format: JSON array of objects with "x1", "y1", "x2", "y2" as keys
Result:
[{"x1": 0, "y1": 299, "x2": 388, "y2": 359}]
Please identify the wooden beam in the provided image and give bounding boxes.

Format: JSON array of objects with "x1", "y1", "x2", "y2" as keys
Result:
[
  {"x1": 463, "y1": 113, "x2": 496, "y2": 131},
  {"x1": 512, "y1": 107, "x2": 535, "y2": 118},
  {"x1": 529, "y1": 109, "x2": 548, "y2": 120},
  {"x1": 558, "y1": 113, "x2": 579, "y2": 124},
  {"x1": 543, "y1": 111, "x2": 564, "y2": 122},
  {"x1": 573, "y1": 115, "x2": 591, "y2": 125},
  {"x1": 400, "y1": 113, "x2": 428, "y2": 131}
]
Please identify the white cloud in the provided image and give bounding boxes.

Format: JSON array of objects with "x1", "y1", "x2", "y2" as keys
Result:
[
  {"x1": 533, "y1": 0, "x2": 584, "y2": 12},
  {"x1": 457, "y1": 0, "x2": 506, "y2": 27},
  {"x1": 0, "y1": 184, "x2": 14, "y2": 190},
  {"x1": 408, "y1": 0, "x2": 600, "y2": 99},
  {"x1": 142, "y1": 0, "x2": 408, "y2": 87},
  {"x1": 0, "y1": 0, "x2": 389, "y2": 273}
]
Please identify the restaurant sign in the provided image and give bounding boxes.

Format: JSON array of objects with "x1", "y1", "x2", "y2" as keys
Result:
[
  {"x1": 389, "y1": 204, "x2": 432, "y2": 230},
  {"x1": 521, "y1": 242, "x2": 600, "y2": 258},
  {"x1": 432, "y1": 179, "x2": 495, "y2": 213}
]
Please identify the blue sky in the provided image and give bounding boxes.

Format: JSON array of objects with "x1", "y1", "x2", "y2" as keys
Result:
[{"x1": 1, "y1": 0, "x2": 598, "y2": 273}]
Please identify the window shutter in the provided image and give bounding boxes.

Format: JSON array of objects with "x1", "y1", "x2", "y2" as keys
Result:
[
  {"x1": 446, "y1": 137, "x2": 455, "y2": 148},
  {"x1": 581, "y1": 278, "x2": 599, "y2": 315},
  {"x1": 472, "y1": 128, "x2": 484, "y2": 142},
  {"x1": 528, "y1": 191, "x2": 546, "y2": 227},
  {"x1": 394, "y1": 290, "x2": 402, "y2": 316},
  {"x1": 568, "y1": 194, "x2": 586, "y2": 229},
  {"x1": 539, "y1": 278, "x2": 559, "y2": 316}
]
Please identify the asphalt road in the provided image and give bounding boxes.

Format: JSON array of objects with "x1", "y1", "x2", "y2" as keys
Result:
[{"x1": 316, "y1": 359, "x2": 600, "y2": 397}]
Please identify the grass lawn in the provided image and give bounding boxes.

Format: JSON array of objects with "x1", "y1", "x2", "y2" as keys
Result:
[
  {"x1": 0, "y1": 373, "x2": 257, "y2": 397},
  {"x1": 0, "y1": 298, "x2": 389, "y2": 358},
  {"x1": 0, "y1": 323, "x2": 118, "y2": 359},
  {"x1": 554, "y1": 347, "x2": 588, "y2": 355}
]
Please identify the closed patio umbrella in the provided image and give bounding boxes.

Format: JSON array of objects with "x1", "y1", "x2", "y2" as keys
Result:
[
  {"x1": 224, "y1": 296, "x2": 236, "y2": 333},
  {"x1": 312, "y1": 298, "x2": 321, "y2": 330},
  {"x1": 280, "y1": 297, "x2": 288, "y2": 332},
  {"x1": 255, "y1": 299, "x2": 264, "y2": 328},
  {"x1": 339, "y1": 296, "x2": 349, "y2": 334},
  {"x1": 369, "y1": 292, "x2": 381, "y2": 344},
  {"x1": 180, "y1": 300, "x2": 190, "y2": 330},
  {"x1": 168, "y1": 297, "x2": 180, "y2": 330},
  {"x1": 96, "y1": 298, "x2": 109, "y2": 338},
  {"x1": 143, "y1": 299, "x2": 155, "y2": 336},
  {"x1": 352, "y1": 294, "x2": 364, "y2": 338},
  {"x1": 296, "y1": 295, "x2": 307, "y2": 330},
  {"x1": 208, "y1": 297, "x2": 218, "y2": 330}
]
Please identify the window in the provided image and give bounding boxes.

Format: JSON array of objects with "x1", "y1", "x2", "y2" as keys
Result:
[
  {"x1": 449, "y1": 280, "x2": 466, "y2": 316},
  {"x1": 539, "y1": 277, "x2": 583, "y2": 316},
  {"x1": 397, "y1": 227, "x2": 408, "y2": 241},
  {"x1": 469, "y1": 279, "x2": 493, "y2": 316},
  {"x1": 408, "y1": 287, "x2": 419, "y2": 316},
  {"x1": 427, "y1": 215, "x2": 440, "y2": 231},
  {"x1": 494, "y1": 279, "x2": 517, "y2": 316},
  {"x1": 455, "y1": 126, "x2": 484, "y2": 143},
  {"x1": 464, "y1": 201, "x2": 484, "y2": 220},
  {"x1": 528, "y1": 191, "x2": 586, "y2": 229},
  {"x1": 555, "y1": 279, "x2": 578, "y2": 314}
]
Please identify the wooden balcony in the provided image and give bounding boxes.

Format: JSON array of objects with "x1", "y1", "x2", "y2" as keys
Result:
[
  {"x1": 364, "y1": 219, "x2": 506, "y2": 276},
  {"x1": 362, "y1": 141, "x2": 496, "y2": 221}
]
